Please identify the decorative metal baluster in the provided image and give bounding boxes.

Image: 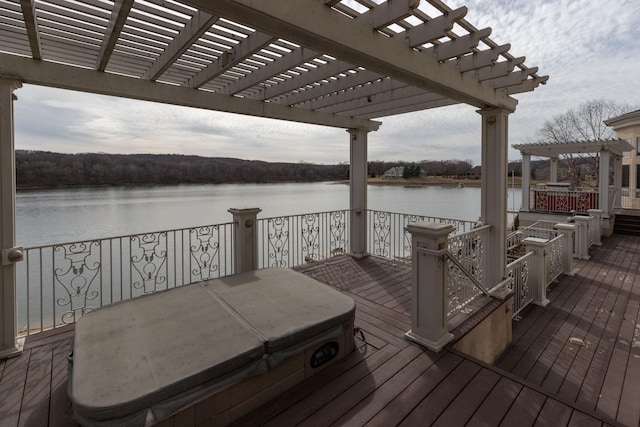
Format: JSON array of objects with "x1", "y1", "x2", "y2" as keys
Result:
[
  {"x1": 53, "y1": 241, "x2": 101, "y2": 324},
  {"x1": 301, "y1": 214, "x2": 320, "y2": 262},
  {"x1": 189, "y1": 226, "x2": 220, "y2": 281},
  {"x1": 371, "y1": 211, "x2": 391, "y2": 257},
  {"x1": 329, "y1": 210, "x2": 347, "y2": 256},
  {"x1": 267, "y1": 217, "x2": 289, "y2": 267},
  {"x1": 130, "y1": 232, "x2": 167, "y2": 294}
]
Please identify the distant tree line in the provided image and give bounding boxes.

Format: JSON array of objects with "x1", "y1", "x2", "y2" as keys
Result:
[
  {"x1": 15, "y1": 151, "x2": 349, "y2": 188},
  {"x1": 367, "y1": 159, "x2": 474, "y2": 178}
]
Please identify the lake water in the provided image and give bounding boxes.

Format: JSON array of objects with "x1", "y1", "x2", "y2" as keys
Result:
[{"x1": 17, "y1": 182, "x2": 522, "y2": 246}]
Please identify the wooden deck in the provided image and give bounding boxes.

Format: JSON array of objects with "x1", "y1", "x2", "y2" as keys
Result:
[{"x1": 1, "y1": 234, "x2": 637, "y2": 426}]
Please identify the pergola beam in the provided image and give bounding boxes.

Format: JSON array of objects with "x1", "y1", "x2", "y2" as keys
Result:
[
  {"x1": 189, "y1": 31, "x2": 277, "y2": 89},
  {"x1": 19, "y1": 0, "x2": 41, "y2": 60},
  {"x1": 464, "y1": 57, "x2": 523, "y2": 82},
  {"x1": 144, "y1": 11, "x2": 220, "y2": 81},
  {"x1": 280, "y1": 69, "x2": 381, "y2": 106},
  {"x1": 258, "y1": 57, "x2": 356, "y2": 102},
  {"x1": 359, "y1": 97, "x2": 458, "y2": 119},
  {"x1": 0, "y1": 54, "x2": 380, "y2": 131},
  {"x1": 506, "y1": 75, "x2": 549, "y2": 95},
  {"x1": 365, "y1": 0, "x2": 419, "y2": 30},
  {"x1": 316, "y1": 82, "x2": 425, "y2": 113},
  {"x1": 184, "y1": 0, "x2": 518, "y2": 110},
  {"x1": 453, "y1": 45, "x2": 510, "y2": 72},
  {"x1": 424, "y1": 28, "x2": 491, "y2": 61},
  {"x1": 401, "y1": 7, "x2": 467, "y2": 47},
  {"x1": 96, "y1": 0, "x2": 134, "y2": 72}
]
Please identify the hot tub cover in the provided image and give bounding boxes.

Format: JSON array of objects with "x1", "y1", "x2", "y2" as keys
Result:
[{"x1": 70, "y1": 268, "x2": 355, "y2": 426}]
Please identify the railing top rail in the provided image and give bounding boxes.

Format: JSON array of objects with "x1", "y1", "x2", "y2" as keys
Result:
[
  {"x1": 259, "y1": 208, "x2": 352, "y2": 222},
  {"x1": 366, "y1": 208, "x2": 476, "y2": 225},
  {"x1": 506, "y1": 250, "x2": 534, "y2": 269},
  {"x1": 454, "y1": 223, "x2": 491, "y2": 238},
  {"x1": 22, "y1": 221, "x2": 236, "y2": 251}
]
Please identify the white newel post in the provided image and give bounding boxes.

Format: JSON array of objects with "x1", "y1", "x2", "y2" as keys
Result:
[
  {"x1": 0, "y1": 77, "x2": 23, "y2": 359},
  {"x1": 521, "y1": 153, "x2": 531, "y2": 212},
  {"x1": 479, "y1": 108, "x2": 509, "y2": 289},
  {"x1": 587, "y1": 209, "x2": 603, "y2": 246},
  {"x1": 523, "y1": 237, "x2": 550, "y2": 307},
  {"x1": 572, "y1": 215, "x2": 591, "y2": 260},
  {"x1": 554, "y1": 223, "x2": 576, "y2": 276},
  {"x1": 405, "y1": 222, "x2": 455, "y2": 352},
  {"x1": 228, "y1": 207, "x2": 261, "y2": 273},
  {"x1": 549, "y1": 157, "x2": 558, "y2": 182},
  {"x1": 348, "y1": 129, "x2": 368, "y2": 259}
]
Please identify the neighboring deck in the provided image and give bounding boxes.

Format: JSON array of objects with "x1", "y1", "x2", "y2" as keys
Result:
[{"x1": 1, "y1": 234, "x2": 638, "y2": 426}]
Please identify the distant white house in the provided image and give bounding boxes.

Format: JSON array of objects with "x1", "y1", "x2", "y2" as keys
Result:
[{"x1": 383, "y1": 166, "x2": 404, "y2": 178}]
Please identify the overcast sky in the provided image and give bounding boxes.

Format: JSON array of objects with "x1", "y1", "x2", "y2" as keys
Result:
[{"x1": 12, "y1": 0, "x2": 640, "y2": 166}]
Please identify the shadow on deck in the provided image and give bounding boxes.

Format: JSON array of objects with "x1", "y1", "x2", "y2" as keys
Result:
[{"x1": 1, "y1": 234, "x2": 638, "y2": 426}]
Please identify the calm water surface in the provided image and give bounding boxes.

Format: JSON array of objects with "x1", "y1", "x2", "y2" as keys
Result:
[{"x1": 17, "y1": 182, "x2": 521, "y2": 246}]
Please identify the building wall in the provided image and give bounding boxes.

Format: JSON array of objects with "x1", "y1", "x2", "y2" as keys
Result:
[
  {"x1": 617, "y1": 123, "x2": 640, "y2": 192},
  {"x1": 607, "y1": 111, "x2": 640, "y2": 198}
]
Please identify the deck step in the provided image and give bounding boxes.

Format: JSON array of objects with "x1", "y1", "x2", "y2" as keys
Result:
[{"x1": 614, "y1": 214, "x2": 640, "y2": 235}]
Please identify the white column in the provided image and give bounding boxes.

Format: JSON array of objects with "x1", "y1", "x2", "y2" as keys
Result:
[
  {"x1": 554, "y1": 223, "x2": 575, "y2": 276},
  {"x1": 572, "y1": 215, "x2": 591, "y2": 260},
  {"x1": 523, "y1": 237, "x2": 550, "y2": 307},
  {"x1": 614, "y1": 155, "x2": 622, "y2": 209},
  {"x1": 0, "y1": 77, "x2": 23, "y2": 359},
  {"x1": 228, "y1": 207, "x2": 261, "y2": 273},
  {"x1": 521, "y1": 153, "x2": 531, "y2": 212},
  {"x1": 549, "y1": 157, "x2": 558, "y2": 182},
  {"x1": 404, "y1": 222, "x2": 455, "y2": 352},
  {"x1": 599, "y1": 150, "x2": 610, "y2": 213},
  {"x1": 587, "y1": 209, "x2": 603, "y2": 246},
  {"x1": 348, "y1": 129, "x2": 368, "y2": 259},
  {"x1": 479, "y1": 108, "x2": 510, "y2": 289}
]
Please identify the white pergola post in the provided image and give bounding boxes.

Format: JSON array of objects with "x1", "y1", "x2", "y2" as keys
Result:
[
  {"x1": 599, "y1": 150, "x2": 610, "y2": 213},
  {"x1": 348, "y1": 129, "x2": 368, "y2": 259},
  {"x1": 521, "y1": 153, "x2": 531, "y2": 212},
  {"x1": 479, "y1": 108, "x2": 510, "y2": 289},
  {"x1": 614, "y1": 155, "x2": 622, "y2": 209},
  {"x1": 549, "y1": 157, "x2": 558, "y2": 182},
  {"x1": 0, "y1": 77, "x2": 23, "y2": 359},
  {"x1": 228, "y1": 207, "x2": 262, "y2": 273}
]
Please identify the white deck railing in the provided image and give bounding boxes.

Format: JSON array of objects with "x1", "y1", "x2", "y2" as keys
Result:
[
  {"x1": 16, "y1": 208, "x2": 584, "y2": 336},
  {"x1": 530, "y1": 186, "x2": 598, "y2": 214}
]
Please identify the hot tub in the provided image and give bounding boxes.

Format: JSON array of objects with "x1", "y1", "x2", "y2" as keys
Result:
[{"x1": 69, "y1": 268, "x2": 355, "y2": 426}]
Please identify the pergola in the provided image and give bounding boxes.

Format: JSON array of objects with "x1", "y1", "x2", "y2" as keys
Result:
[
  {"x1": 513, "y1": 138, "x2": 633, "y2": 217},
  {"x1": 0, "y1": 0, "x2": 547, "y2": 357}
]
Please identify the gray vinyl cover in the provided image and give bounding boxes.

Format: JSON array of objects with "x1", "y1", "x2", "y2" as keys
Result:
[{"x1": 70, "y1": 268, "x2": 355, "y2": 427}]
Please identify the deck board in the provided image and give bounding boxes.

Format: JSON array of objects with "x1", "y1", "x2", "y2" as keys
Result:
[{"x1": 2, "y1": 234, "x2": 638, "y2": 426}]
